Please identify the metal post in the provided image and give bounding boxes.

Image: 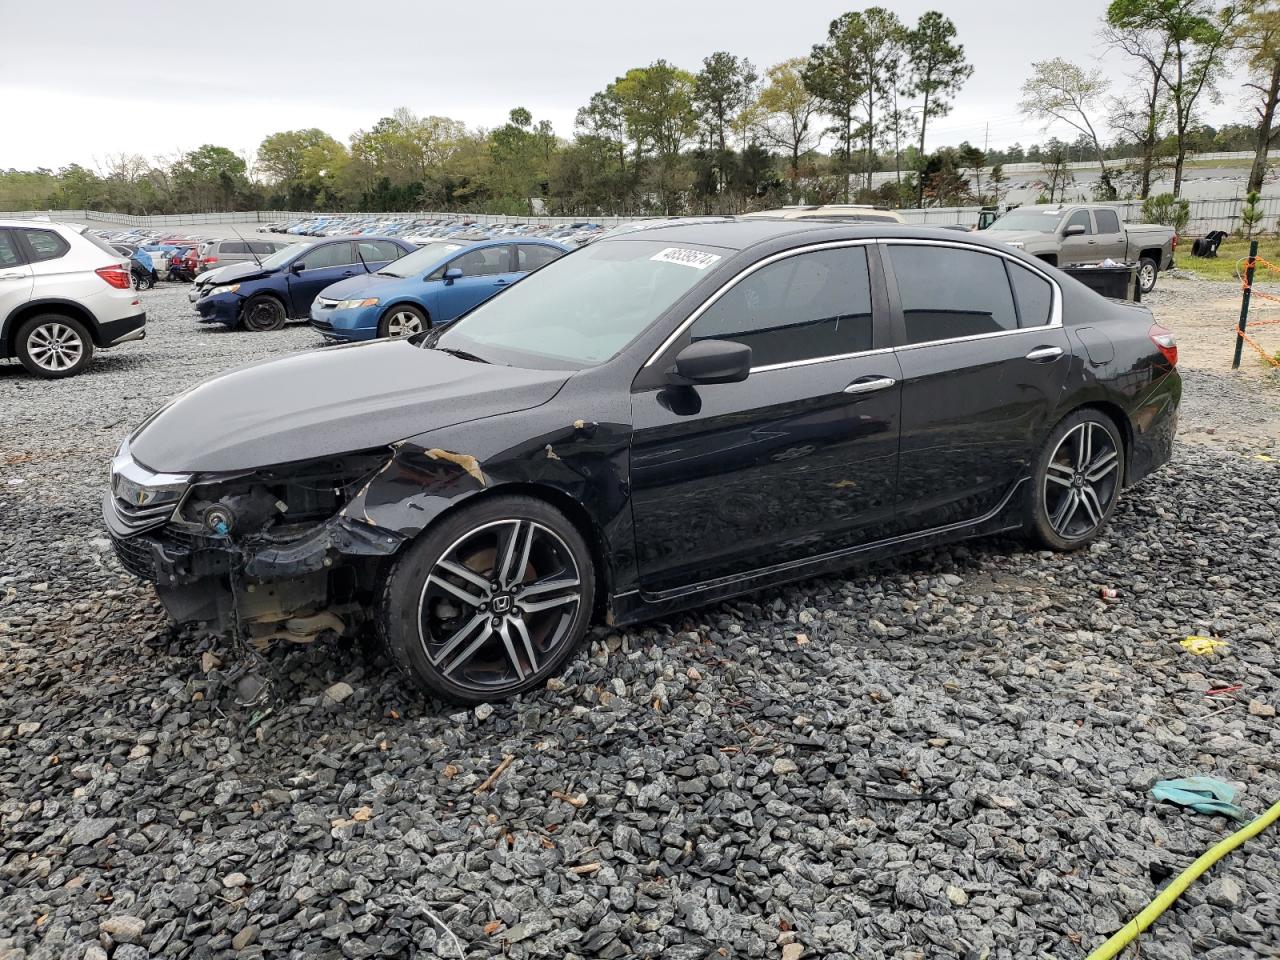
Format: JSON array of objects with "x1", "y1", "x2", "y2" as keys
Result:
[{"x1": 1234, "y1": 238, "x2": 1259, "y2": 370}]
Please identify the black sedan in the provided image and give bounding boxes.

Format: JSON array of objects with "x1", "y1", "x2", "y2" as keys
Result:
[{"x1": 105, "y1": 219, "x2": 1181, "y2": 703}]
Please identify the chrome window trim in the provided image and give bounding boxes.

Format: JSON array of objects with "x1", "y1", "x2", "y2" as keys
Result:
[
  {"x1": 750, "y1": 345, "x2": 894, "y2": 374},
  {"x1": 642, "y1": 239, "x2": 878, "y2": 369},
  {"x1": 879, "y1": 238, "x2": 1063, "y2": 348}
]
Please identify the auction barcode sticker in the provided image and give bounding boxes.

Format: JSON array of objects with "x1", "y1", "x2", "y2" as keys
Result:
[{"x1": 650, "y1": 247, "x2": 722, "y2": 269}]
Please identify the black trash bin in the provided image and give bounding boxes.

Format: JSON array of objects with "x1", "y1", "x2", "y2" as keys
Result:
[{"x1": 1061, "y1": 263, "x2": 1140, "y2": 302}]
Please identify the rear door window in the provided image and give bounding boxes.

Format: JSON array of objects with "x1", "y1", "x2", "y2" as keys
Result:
[
  {"x1": 888, "y1": 245, "x2": 1018, "y2": 344},
  {"x1": 357, "y1": 239, "x2": 403, "y2": 262},
  {"x1": 1094, "y1": 209, "x2": 1121, "y2": 234},
  {"x1": 0, "y1": 231, "x2": 22, "y2": 268},
  {"x1": 516, "y1": 244, "x2": 563, "y2": 271},
  {"x1": 221, "y1": 241, "x2": 249, "y2": 255},
  {"x1": 19, "y1": 229, "x2": 70, "y2": 263},
  {"x1": 690, "y1": 246, "x2": 874, "y2": 367}
]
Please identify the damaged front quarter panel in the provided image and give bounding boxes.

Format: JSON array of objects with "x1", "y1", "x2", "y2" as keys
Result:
[{"x1": 338, "y1": 404, "x2": 636, "y2": 599}]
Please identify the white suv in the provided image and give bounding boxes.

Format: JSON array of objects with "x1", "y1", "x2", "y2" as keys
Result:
[{"x1": 0, "y1": 220, "x2": 147, "y2": 378}]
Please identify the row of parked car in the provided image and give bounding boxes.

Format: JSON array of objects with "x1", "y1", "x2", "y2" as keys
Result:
[
  {"x1": 262, "y1": 215, "x2": 608, "y2": 248},
  {"x1": 190, "y1": 233, "x2": 572, "y2": 339}
]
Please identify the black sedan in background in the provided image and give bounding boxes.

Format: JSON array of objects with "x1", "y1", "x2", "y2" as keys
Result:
[{"x1": 106, "y1": 219, "x2": 1181, "y2": 703}]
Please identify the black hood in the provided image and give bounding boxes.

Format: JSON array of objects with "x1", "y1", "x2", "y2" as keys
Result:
[{"x1": 129, "y1": 341, "x2": 570, "y2": 473}]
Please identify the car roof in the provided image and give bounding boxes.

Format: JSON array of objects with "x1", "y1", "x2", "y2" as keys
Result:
[
  {"x1": 601, "y1": 218, "x2": 988, "y2": 252},
  {"x1": 317, "y1": 234, "x2": 409, "y2": 244}
]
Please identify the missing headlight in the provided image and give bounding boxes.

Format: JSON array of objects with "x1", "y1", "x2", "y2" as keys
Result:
[{"x1": 178, "y1": 450, "x2": 392, "y2": 539}]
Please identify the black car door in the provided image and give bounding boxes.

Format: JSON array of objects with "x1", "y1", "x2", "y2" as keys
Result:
[
  {"x1": 881, "y1": 241, "x2": 1071, "y2": 534},
  {"x1": 629, "y1": 243, "x2": 902, "y2": 595}
]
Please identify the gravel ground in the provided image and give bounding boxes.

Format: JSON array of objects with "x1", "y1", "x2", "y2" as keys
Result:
[{"x1": 1, "y1": 284, "x2": 1278, "y2": 960}]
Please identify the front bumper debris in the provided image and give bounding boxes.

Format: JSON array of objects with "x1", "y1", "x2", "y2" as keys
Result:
[{"x1": 104, "y1": 490, "x2": 407, "y2": 637}]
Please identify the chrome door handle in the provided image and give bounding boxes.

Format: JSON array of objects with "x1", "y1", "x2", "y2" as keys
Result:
[
  {"x1": 844, "y1": 376, "x2": 897, "y2": 395},
  {"x1": 1026, "y1": 346, "x2": 1064, "y2": 361},
  {"x1": 0, "y1": 271, "x2": 25, "y2": 280}
]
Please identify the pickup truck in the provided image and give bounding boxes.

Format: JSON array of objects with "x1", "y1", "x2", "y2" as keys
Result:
[{"x1": 983, "y1": 203, "x2": 1176, "y2": 293}]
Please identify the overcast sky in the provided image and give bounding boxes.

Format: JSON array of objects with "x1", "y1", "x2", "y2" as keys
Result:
[{"x1": 4, "y1": 0, "x2": 1248, "y2": 172}]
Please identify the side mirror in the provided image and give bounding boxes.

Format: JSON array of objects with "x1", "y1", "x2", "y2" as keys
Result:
[
  {"x1": 290, "y1": 260, "x2": 305, "y2": 273},
  {"x1": 668, "y1": 339, "x2": 752, "y2": 386},
  {"x1": 443, "y1": 267, "x2": 463, "y2": 285},
  {"x1": 1063, "y1": 224, "x2": 1086, "y2": 238}
]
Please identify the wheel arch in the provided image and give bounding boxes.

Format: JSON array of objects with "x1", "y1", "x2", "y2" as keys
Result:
[
  {"x1": 3, "y1": 299, "x2": 100, "y2": 355},
  {"x1": 240, "y1": 288, "x2": 290, "y2": 324},
  {"x1": 379, "y1": 300, "x2": 432, "y2": 332},
  {"x1": 386, "y1": 480, "x2": 612, "y2": 624},
  {"x1": 1138, "y1": 247, "x2": 1164, "y2": 265},
  {"x1": 1064, "y1": 400, "x2": 1134, "y2": 484}
]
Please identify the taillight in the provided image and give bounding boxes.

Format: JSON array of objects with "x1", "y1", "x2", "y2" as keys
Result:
[
  {"x1": 1150, "y1": 323, "x2": 1178, "y2": 366},
  {"x1": 1171, "y1": 233, "x2": 1179, "y2": 251},
  {"x1": 203, "y1": 256, "x2": 218, "y2": 264},
  {"x1": 95, "y1": 264, "x2": 131, "y2": 289}
]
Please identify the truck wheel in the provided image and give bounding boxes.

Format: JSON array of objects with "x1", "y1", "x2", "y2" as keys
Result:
[{"x1": 1138, "y1": 257, "x2": 1159, "y2": 294}]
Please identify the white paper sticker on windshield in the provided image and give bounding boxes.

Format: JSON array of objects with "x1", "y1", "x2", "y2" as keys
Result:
[{"x1": 650, "y1": 247, "x2": 722, "y2": 270}]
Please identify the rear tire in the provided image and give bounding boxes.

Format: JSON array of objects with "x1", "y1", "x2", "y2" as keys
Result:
[
  {"x1": 15, "y1": 314, "x2": 94, "y2": 379},
  {"x1": 1027, "y1": 409, "x2": 1124, "y2": 551},
  {"x1": 377, "y1": 304, "x2": 429, "y2": 339},
  {"x1": 381, "y1": 495, "x2": 595, "y2": 704},
  {"x1": 239, "y1": 294, "x2": 287, "y2": 332},
  {"x1": 1138, "y1": 257, "x2": 1159, "y2": 294}
]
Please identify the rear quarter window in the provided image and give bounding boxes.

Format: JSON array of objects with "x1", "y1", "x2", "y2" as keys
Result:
[{"x1": 1008, "y1": 262, "x2": 1054, "y2": 327}]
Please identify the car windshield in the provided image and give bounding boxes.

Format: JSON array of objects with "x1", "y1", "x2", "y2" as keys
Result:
[
  {"x1": 262, "y1": 243, "x2": 309, "y2": 269},
  {"x1": 988, "y1": 209, "x2": 1065, "y2": 233},
  {"x1": 377, "y1": 242, "x2": 466, "y2": 278},
  {"x1": 435, "y1": 239, "x2": 727, "y2": 368}
]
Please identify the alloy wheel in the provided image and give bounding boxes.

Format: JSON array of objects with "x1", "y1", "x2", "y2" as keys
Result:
[
  {"x1": 27, "y1": 322, "x2": 84, "y2": 373},
  {"x1": 417, "y1": 519, "x2": 582, "y2": 693},
  {"x1": 1043, "y1": 421, "x2": 1120, "y2": 540},
  {"x1": 1139, "y1": 261, "x2": 1157, "y2": 291},
  {"x1": 385, "y1": 310, "x2": 424, "y2": 337}
]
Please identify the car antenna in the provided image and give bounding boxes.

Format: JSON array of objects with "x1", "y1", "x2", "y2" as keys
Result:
[
  {"x1": 232, "y1": 225, "x2": 263, "y2": 268},
  {"x1": 354, "y1": 241, "x2": 371, "y2": 274}
]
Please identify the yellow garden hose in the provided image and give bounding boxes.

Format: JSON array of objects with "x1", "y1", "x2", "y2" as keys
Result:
[{"x1": 1086, "y1": 797, "x2": 1280, "y2": 960}]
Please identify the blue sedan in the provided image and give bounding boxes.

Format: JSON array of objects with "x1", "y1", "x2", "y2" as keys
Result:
[
  {"x1": 309, "y1": 238, "x2": 570, "y2": 341},
  {"x1": 193, "y1": 236, "x2": 415, "y2": 331}
]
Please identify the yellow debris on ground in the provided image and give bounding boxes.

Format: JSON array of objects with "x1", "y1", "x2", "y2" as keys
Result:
[{"x1": 1181, "y1": 635, "x2": 1229, "y2": 656}]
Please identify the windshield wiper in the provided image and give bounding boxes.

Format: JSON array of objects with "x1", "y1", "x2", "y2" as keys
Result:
[
  {"x1": 435, "y1": 346, "x2": 490, "y2": 364},
  {"x1": 376, "y1": 270, "x2": 401, "y2": 278}
]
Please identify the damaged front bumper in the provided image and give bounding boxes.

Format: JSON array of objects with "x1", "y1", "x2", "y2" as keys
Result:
[{"x1": 103, "y1": 488, "x2": 407, "y2": 643}]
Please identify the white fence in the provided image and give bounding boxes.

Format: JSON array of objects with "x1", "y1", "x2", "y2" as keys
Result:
[{"x1": 5, "y1": 197, "x2": 1271, "y2": 235}]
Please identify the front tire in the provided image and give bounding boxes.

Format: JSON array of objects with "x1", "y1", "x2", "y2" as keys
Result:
[
  {"x1": 1138, "y1": 257, "x2": 1159, "y2": 294},
  {"x1": 1027, "y1": 409, "x2": 1125, "y2": 550},
  {"x1": 381, "y1": 495, "x2": 596, "y2": 704},
  {"x1": 239, "y1": 294, "x2": 287, "y2": 332},
  {"x1": 377, "y1": 304, "x2": 428, "y2": 339},
  {"x1": 16, "y1": 314, "x2": 94, "y2": 378}
]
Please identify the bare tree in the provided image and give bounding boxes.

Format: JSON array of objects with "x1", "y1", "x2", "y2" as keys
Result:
[{"x1": 1020, "y1": 58, "x2": 1111, "y2": 177}]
